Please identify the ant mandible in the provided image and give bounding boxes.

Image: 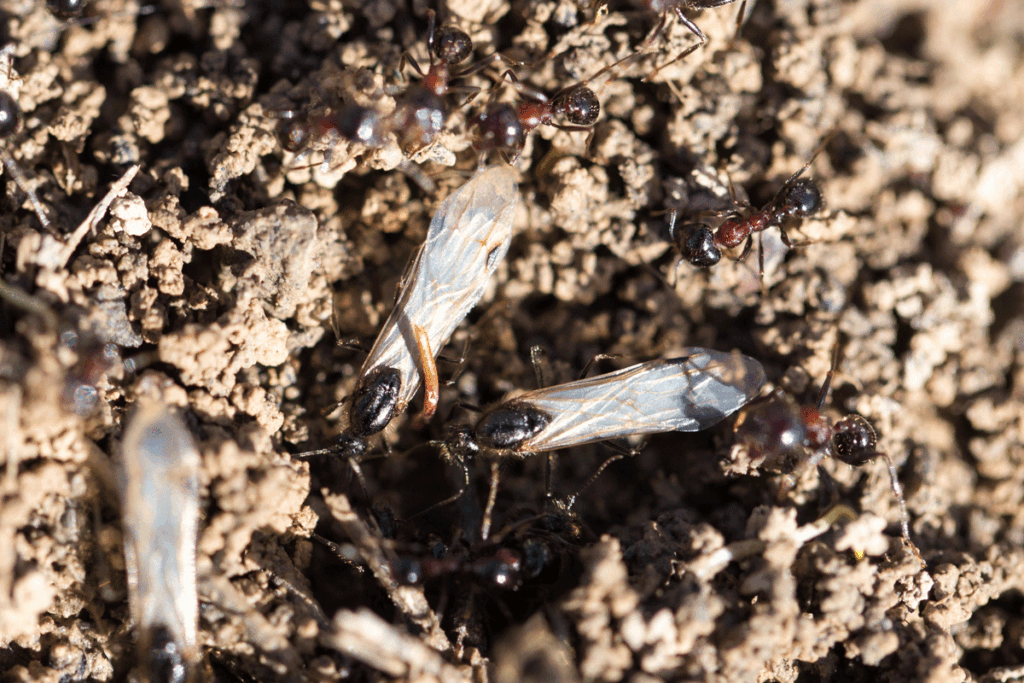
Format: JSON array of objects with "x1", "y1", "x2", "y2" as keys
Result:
[{"x1": 673, "y1": 133, "x2": 833, "y2": 272}]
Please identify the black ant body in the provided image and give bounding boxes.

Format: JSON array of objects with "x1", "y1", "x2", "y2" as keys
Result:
[
  {"x1": 674, "y1": 136, "x2": 830, "y2": 269},
  {"x1": 732, "y1": 342, "x2": 917, "y2": 556}
]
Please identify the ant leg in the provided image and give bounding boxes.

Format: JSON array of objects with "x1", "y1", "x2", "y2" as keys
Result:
[
  {"x1": 736, "y1": 235, "x2": 754, "y2": 261},
  {"x1": 577, "y1": 353, "x2": 620, "y2": 380},
  {"x1": 480, "y1": 460, "x2": 501, "y2": 542},
  {"x1": 454, "y1": 53, "x2": 516, "y2": 80},
  {"x1": 399, "y1": 52, "x2": 427, "y2": 82},
  {"x1": 438, "y1": 335, "x2": 471, "y2": 386},
  {"x1": 874, "y1": 449, "x2": 918, "y2": 558},
  {"x1": 338, "y1": 339, "x2": 369, "y2": 353},
  {"x1": 815, "y1": 338, "x2": 841, "y2": 411},
  {"x1": 529, "y1": 345, "x2": 547, "y2": 389},
  {"x1": 501, "y1": 69, "x2": 550, "y2": 103},
  {"x1": 559, "y1": 440, "x2": 640, "y2": 511},
  {"x1": 409, "y1": 455, "x2": 471, "y2": 519},
  {"x1": 412, "y1": 324, "x2": 439, "y2": 422}
]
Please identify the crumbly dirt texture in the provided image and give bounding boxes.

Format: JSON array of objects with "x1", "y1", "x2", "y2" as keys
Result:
[{"x1": 1, "y1": 0, "x2": 1023, "y2": 681}]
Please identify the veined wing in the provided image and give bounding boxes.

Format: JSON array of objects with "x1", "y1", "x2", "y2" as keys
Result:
[
  {"x1": 119, "y1": 402, "x2": 200, "y2": 660},
  {"x1": 518, "y1": 349, "x2": 765, "y2": 452},
  {"x1": 361, "y1": 165, "x2": 518, "y2": 407}
]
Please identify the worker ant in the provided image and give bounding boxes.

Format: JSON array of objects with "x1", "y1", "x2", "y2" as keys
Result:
[
  {"x1": 470, "y1": 52, "x2": 638, "y2": 162},
  {"x1": 673, "y1": 133, "x2": 832, "y2": 273},
  {"x1": 731, "y1": 340, "x2": 918, "y2": 557}
]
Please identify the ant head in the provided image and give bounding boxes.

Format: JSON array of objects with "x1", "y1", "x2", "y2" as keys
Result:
[
  {"x1": 443, "y1": 423, "x2": 480, "y2": 462},
  {"x1": 831, "y1": 415, "x2": 878, "y2": 466},
  {"x1": 677, "y1": 223, "x2": 721, "y2": 267},
  {"x1": 47, "y1": 0, "x2": 85, "y2": 19},
  {"x1": 277, "y1": 117, "x2": 309, "y2": 153},
  {"x1": 551, "y1": 86, "x2": 599, "y2": 126},
  {"x1": 0, "y1": 91, "x2": 20, "y2": 138},
  {"x1": 474, "y1": 103, "x2": 526, "y2": 154},
  {"x1": 782, "y1": 178, "x2": 822, "y2": 217},
  {"x1": 433, "y1": 26, "x2": 473, "y2": 66},
  {"x1": 332, "y1": 433, "x2": 368, "y2": 459}
]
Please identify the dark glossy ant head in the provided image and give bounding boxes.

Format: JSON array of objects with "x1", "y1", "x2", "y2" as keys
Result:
[
  {"x1": 47, "y1": 0, "x2": 86, "y2": 19},
  {"x1": 475, "y1": 402, "x2": 551, "y2": 451},
  {"x1": 677, "y1": 223, "x2": 721, "y2": 267},
  {"x1": 443, "y1": 423, "x2": 480, "y2": 462},
  {"x1": 332, "y1": 433, "x2": 368, "y2": 459},
  {"x1": 433, "y1": 25, "x2": 473, "y2": 66},
  {"x1": 349, "y1": 366, "x2": 401, "y2": 437},
  {"x1": 830, "y1": 415, "x2": 878, "y2": 466},
  {"x1": 473, "y1": 103, "x2": 526, "y2": 155},
  {"x1": 141, "y1": 625, "x2": 188, "y2": 683},
  {"x1": 551, "y1": 86, "x2": 600, "y2": 126},
  {"x1": 0, "y1": 91, "x2": 20, "y2": 138},
  {"x1": 781, "y1": 178, "x2": 823, "y2": 217}
]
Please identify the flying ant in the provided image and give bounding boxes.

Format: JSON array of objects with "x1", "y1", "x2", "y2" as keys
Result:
[
  {"x1": 731, "y1": 341, "x2": 919, "y2": 558},
  {"x1": 672, "y1": 133, "x2": 833, "y2": 275}
]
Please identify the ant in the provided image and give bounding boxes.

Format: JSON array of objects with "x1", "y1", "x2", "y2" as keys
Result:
[
  {"x1": 276, "y1": 13, "x2": 507, "y2": 189},
  {"x1": 731, "y1": 340, "x2": 919, "y2": 558},
  {"x1": 470, "y1": 53, "x2": 637, "y2": 162},
  {"x1": 672, "y1": 133, "x2": 833, "y2": 274}
]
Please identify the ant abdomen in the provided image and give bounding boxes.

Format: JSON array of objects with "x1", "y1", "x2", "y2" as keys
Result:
[{"x1": 676, "y1": 223, "x2": 721, "y2": 267}]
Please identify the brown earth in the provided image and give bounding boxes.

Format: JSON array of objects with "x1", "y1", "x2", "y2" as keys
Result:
[{"x1": 1, "y1": 0, "x2": 1023, "y2": 681}]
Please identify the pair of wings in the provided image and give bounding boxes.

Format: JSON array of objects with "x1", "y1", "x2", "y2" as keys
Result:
[
  {"x1": 359, "y1": 165, "x2": 519, "y2": 411},
  {"x1": 504, "y1": 349, "x2": 766, "y2": 453},
  {"x1": 119, "y1": 403, "x2": 201, "y2": 660}
]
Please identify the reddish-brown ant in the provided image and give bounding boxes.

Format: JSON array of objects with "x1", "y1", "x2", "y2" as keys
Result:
[
  {"x1": 673, "y1": 134, "x2": 833, "y2": 272},
  {"x1": 470, "y1": 55, "x2": 636, "y2": 162},
  {"x1": 732, "y1": 341, "x2": 918, "y2": 557}
]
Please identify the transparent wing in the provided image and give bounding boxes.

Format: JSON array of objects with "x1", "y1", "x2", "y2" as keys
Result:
[
  {"x1": 119, "y1": 402, "x2": 200, "y2": 659},
  {"x1": 360, "y1": 165, "x2": 518, "y2": 408},
  {"x1": 519, "y1": 349, "x2": 765, "y2": 452}
]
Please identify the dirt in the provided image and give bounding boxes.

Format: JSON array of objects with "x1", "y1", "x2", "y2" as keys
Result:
[{"x1": 1, "y1": 0, "x2": 1023, "y2": 681}]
